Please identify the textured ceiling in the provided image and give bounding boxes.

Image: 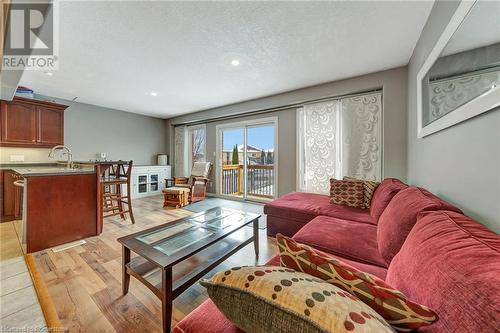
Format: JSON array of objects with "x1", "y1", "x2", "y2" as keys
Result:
[{"x1": 20, "y1": 1, "x2": 434, "y2": 118}]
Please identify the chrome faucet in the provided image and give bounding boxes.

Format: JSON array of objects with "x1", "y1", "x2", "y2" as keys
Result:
[{"x1": 48, "y1": 145, "x2": 74, "y2": 169}]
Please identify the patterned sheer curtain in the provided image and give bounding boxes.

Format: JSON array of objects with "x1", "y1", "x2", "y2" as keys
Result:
[
  {"x1": 297, "y1": 92, "x2": 382, "y2": 194},
  {"x1": 174, "y1": 125, "x2": 189, "y2": 177},
  {"x1": 297, "y1": 100, "x2": 341, "y2": 193},
  {"x1": 341, "y1": 92, "x2": 382, "y2": 181}
]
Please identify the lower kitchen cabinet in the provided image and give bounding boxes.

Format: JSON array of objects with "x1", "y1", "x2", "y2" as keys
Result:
[
  {"x1": 0, "y1": 170, "x2": 16, "y2": 222},
  {"x1": 131, "y1": 165, "x2": 171, "y2": 199}
]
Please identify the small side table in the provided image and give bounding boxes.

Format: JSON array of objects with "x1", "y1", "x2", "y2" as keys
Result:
[{"x1": 162, "y1": 187, "x2": 190, "y2": 208}]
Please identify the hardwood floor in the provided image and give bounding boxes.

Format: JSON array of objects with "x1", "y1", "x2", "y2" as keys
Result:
[{"x1": 31, "y1": 195, "x2": 278, "y2": 332}]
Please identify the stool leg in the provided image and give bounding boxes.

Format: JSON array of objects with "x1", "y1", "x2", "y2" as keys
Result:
[
  {"x1": 126, "y1": 179, "x2": 135, "y2": 224},
  {"x1": 116, "y1": 184, "x2": 126, "y2": 220},
  {"x1": 101, "y1": 184, "x2": 107, "y2": 219}
]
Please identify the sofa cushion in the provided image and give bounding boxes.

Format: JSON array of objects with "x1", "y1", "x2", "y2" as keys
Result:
[
  {"x1": 173, "y1": 258, "x2": 387, "y2": 333},
  {"x1": 344, "y1": 177, "x2": 380, "y2": 208},
  {"x1": 329, "y1": 178, "x2": 365, "y2": 208},
  {"x1": 369, "y1": 178, "x2": 408, "y2": 223},
  {"x1": 173, "y1": 299, "x2": 243, "y2": 333},
  {"x1": 277, "y1": 234, "x2": 438, "y2": 331},
  {"x1": 385, "y1": 210, "x2": 500, "y2": 333},
  {"x1": 293, "y1": 216, "x2": 387, "y2": 268},
  {"x1": 269, "y1": 253, "x2": 387, "y2": 280},
  {"x1": 264, "y1": 192, "x2": 373, "y2": 236},
  {"x1": 377, "y1": 187, "x2": 462, "y2": 264},
  {"x1": 174, "y1": 256, "x2": 283, "y2": 333},
  {"x1": 201, "y1": 266, "x2": 395, "y2": 333}
]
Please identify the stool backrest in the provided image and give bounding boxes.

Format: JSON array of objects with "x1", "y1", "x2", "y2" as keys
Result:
[
  {"x1": 112, "y1": 160, "x2": 133, "y2": 179},
  {"x1": 100, "y1": 160, "x2": 133, "y2": 181}
]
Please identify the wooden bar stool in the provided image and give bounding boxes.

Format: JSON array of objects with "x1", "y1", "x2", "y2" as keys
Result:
[{"x1": 98, "y1": 161, "x2": 135, "y2": 227}]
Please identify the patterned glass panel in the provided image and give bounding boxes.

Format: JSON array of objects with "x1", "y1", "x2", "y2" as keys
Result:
[
  {"x1": 341, "y1": 92, "x2": 383, "y2": 181},
  {"x1": 298, "y1": 100, "x2": 340, "y2": 194}
]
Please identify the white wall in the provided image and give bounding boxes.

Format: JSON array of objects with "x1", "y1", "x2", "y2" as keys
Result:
[
  {"x1": 407, "y1": 0, "x2": 500, "y2": 232},
  {"x1": 167, "y1": 66, "x2": 409, "y2": 195}
]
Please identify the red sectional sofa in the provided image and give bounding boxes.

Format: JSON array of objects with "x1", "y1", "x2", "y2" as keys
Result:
[
  {"x1": 264, "y1": 178, "x2": 408, "y2": 236},
  {"x1": 174, "y1": 178, "x2": 500, "y2": 333}
]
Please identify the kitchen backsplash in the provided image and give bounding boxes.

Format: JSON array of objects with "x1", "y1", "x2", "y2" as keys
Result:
[{"x1": 0, "y1": 147, "x2": 53, "y2": 164}]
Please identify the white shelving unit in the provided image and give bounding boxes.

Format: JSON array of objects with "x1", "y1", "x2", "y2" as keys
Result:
[{"x1": 131, "y1": 165, "x2": 171, "y2": 199}]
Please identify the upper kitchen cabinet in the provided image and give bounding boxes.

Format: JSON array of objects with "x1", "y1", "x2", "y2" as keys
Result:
[
  {"x1": 0, "y1": 97, "x2": 68, "y2": 147},
  {"x1": 37, "y1": 105, "x2": 65, "y2": 145},
  {"x1": 0, "y1": 100, "x2": 36, "y2": 145}
]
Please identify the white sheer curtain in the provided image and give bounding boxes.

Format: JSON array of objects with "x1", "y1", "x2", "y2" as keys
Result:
[
  {"x1": 297, "y1": 100, "x2": 341, "y2": 194},
  {"x1": 341, "y1": 92, "x2": 382, "y2": 181},
  {"x1": 297, "y1": 92, "x2": 382, "y2": 194},
  {"x1": 174, "y1": 125, "x2": 189, "y2": 177}
]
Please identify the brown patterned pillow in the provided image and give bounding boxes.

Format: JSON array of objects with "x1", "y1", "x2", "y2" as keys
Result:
[
  {"x1": 329, "y1": 179, "x2": 364, "y2": 208},
  {"x1": 343, "y1": 177, "x2": 380, "y2": 208},
  {"x1": 201, "y1": 266, "x2": 395, "y2": 333},
  {"x1": 276, "y1": 234, "x2": 438, "y2": 332}
]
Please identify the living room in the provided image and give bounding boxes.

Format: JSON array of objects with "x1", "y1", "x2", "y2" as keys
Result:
[{"x1": 0, "y1": 1, "x2": 499, "y2": 333}]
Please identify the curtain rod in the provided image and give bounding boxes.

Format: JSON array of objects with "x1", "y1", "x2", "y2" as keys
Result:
[{"x1": 172, "y1": 87, "x2": 382, "y2": 127}]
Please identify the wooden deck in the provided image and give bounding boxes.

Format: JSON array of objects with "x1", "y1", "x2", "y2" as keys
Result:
[{"x1": 31, "y1": 195, "x2": 278, "y2": 332}]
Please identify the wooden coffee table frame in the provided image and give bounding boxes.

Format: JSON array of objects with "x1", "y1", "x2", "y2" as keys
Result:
[{"x1": 117, "y1": 208, "x2": 260, "y2": 333}]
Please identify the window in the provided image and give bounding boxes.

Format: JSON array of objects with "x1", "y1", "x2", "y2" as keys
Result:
[
  {"x1": 297, "y1": 92, "x2": 383, "y2": 194},
  {"x1": 188, "y1": 124, "x2": 206, "y2": 166},
  {"x1": 216, "y1": 117, "x2": 278, "y2": 201},
  {"x1": 174, "y1": 124, "x2": 206, "y2": 177}
]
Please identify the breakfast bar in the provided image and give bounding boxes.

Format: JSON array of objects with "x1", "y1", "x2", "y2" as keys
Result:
[{"x1": 4, "y1": 164, "x2": 98, "y2": 253}]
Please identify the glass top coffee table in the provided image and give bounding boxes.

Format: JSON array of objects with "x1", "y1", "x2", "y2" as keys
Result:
[{"x1": 117, "y1": 207, "x2": 260, "y2": 333}]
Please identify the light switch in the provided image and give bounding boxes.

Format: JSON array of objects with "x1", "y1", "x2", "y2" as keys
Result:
[{"x1": 10, "y1": 155, "x2": 25, "y2": 162}]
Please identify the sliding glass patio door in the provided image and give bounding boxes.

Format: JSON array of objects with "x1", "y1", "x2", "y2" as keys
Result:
[
  {"x1": 217, "y1": 118, "x2": 277, "y2": 202},
  {"x1": 220, "y1": 127, "x2": 245, "y2": 198},
  {"x1": 246, "y1": 124, "x2": 275, "y2": 200}
]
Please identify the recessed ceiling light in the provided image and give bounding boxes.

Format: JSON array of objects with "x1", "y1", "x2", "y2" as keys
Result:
[
  {"x1": 46, "y1": 72, "x2": 53, "y2": 76},
  {"x1": 150, "y1": 91, "x2": 158, "y2": 97},
  {"x1": 231, "y1": 59, "x2": 240, "y2": 66}
]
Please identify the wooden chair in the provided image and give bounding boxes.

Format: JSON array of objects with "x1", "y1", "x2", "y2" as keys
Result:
[
  {"x1": 172, "y1": 162, "x2": 212, "y2": 203},
  {"x1": 99, "y1": 160, "x2": 135, "y2": 226}
]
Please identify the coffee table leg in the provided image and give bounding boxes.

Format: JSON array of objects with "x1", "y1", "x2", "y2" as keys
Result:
[
  {"x1": 253, "y1": 218, "x2": 259, "y2": 259},
  {"x1": 122, "y1": 246, "x2": 130, "y2": 295},
  {"x1": 162, "y1": 267, "x2": 173, "y2": 333}
]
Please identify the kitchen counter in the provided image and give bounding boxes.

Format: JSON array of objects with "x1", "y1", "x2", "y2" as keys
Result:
[
  {"x1": 1, "y1": 163, "x2": 96, "y2": 176},
  {"x1": 1, "y1": 162, "x2": 100, "y2": 253}
]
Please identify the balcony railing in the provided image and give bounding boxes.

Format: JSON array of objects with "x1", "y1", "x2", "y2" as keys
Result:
[{"x1": 222, "y1": 164, "x2": 274, "y2": 199}]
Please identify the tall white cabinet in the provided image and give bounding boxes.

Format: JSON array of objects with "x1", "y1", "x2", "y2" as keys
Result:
[{"x1": 131, "y1": 165, "x2": 171, "y2": 199}]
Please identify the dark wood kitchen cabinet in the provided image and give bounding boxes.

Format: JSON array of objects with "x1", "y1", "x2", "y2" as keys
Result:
[
  {"x1": 0, "y1": 170, "x2": 16, "y2": 222},
  {"x1": 0, "y1": 97, "x2": 68, "y2": 147},
  {"x1": 37, "y1": 106, "x2": 65, "y2": 145}
]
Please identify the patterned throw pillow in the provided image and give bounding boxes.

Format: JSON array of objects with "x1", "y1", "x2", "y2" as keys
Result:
[
  {"x1": 276, "y1": 234, "x2": 438, "y2": 332},
  {"x1": 201, "y1": 266, "x2": 395, "y2": 333},
  {"x1": 329, "y1": 179, "x2": 364, "y2": 208},
  {"x1": 343, "y1": 176, "x2": 380, "y2": 209}
]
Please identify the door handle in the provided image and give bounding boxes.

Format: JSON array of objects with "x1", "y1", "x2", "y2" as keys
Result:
[{"x1": 13, "y1": 180, "x2": 25, "y2": 187}]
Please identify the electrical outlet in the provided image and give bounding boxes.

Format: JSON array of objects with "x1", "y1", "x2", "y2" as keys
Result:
[{"x1": 10, "y1": 155, "x2": 25, "y2": 162}]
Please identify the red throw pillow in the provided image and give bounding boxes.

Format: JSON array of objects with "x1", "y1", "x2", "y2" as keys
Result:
[
  {"x1": 343, "y1": 176, "x2": 380, "y2": 208},
  {"x1": 329, "y1": 179, "x2": 364, "y2": 208},
  {"x1": 276, "y1": 234, "x2": 438, "y2": 332}
]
